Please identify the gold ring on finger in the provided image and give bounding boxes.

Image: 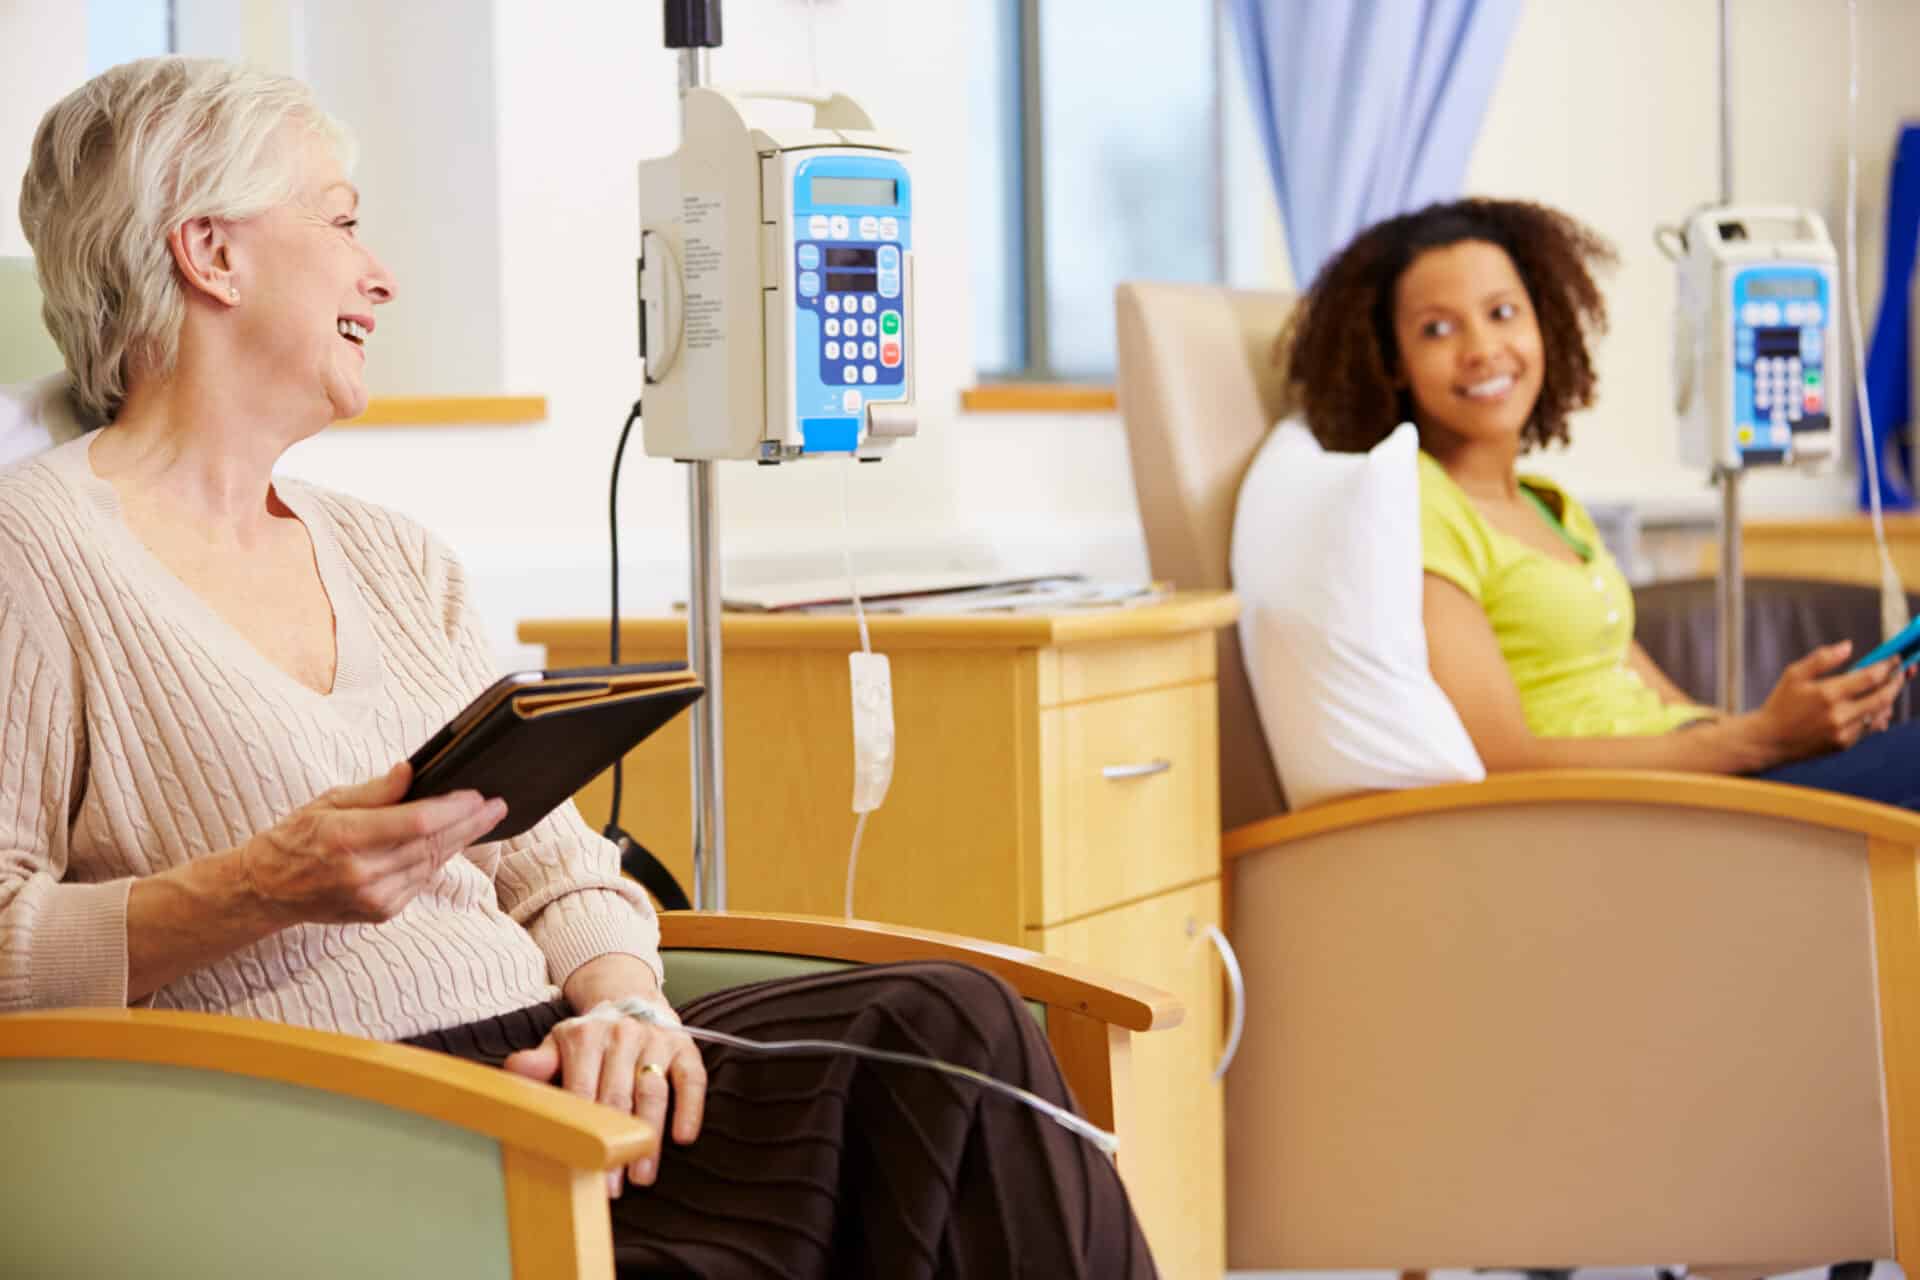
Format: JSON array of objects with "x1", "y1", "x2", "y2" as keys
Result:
[{"x1": 637, "y1": 1061, "x2": 667, "y2": 1080}]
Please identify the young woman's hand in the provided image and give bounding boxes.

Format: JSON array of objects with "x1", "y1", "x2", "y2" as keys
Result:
[
  {"x1": 1744, "y1": 642, "x2": 1905, "y2": 766},
  {"x1": 238, "y1": 761, "x2": 506, "y2": 926}
]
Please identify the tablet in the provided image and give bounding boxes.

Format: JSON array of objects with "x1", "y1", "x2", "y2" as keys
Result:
[{"x1": 404, "y1": 663, "x2": 705, "y2": 842}]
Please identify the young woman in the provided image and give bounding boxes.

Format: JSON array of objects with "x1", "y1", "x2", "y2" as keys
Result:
[{"x1": 1282, "y1": 197, "x2": 1919, "y2": 809}]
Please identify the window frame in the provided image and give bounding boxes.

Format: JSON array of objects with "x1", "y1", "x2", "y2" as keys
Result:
[{"x1": 979, "y1": 0, "x2": 1231, "y2": 386}]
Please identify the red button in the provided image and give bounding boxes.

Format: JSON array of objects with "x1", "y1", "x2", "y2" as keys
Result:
[
  {"x1": 881, "y1": 340, "x2": 901, "y2": 367},
  {"x1": 1806, "y1": 392, "x2": 1824, "y2": 412}
]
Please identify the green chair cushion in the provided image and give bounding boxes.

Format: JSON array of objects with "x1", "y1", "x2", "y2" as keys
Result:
[
  {"x1": 0, "y1": 1058, "x2": 511, "y2": 1279},
  {"x1": 0, "y1": 257, "x2": 62, "y2": 384},
  {"x1": 660, "y1": 949, "x2": 1047, "y2": 1029}
]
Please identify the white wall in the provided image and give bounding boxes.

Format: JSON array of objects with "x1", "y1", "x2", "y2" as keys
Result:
[
  {"x1": 279, "y1": 0, "x2": 1150, "y2": 664},
  {"x1": 16, "y1": 1, "x2": 1916, "y2": 659},
  {"x1": 295, "y1": 0, "x2": 1911, "y2": 660},
  {"x1": 0, "y1": 3, "x2": 85, "y2": 256},
  {"x1": 298, "y1": 0, "x2": 505, "y2": 396}
]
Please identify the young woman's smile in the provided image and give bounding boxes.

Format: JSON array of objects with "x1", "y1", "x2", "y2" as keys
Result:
[{"x1": 1391, "y1": 239, "x2": 1545, "y2": 447}]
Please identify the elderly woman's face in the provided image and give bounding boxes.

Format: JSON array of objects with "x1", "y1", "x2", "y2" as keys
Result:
[{"x1": 224, "y1": 131, "x2": 395, "y2": 422}]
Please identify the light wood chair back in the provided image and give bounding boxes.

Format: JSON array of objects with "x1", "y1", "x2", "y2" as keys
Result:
[{"x1": 1114, "y1": 280, "x2": 1295, "y2": 829}]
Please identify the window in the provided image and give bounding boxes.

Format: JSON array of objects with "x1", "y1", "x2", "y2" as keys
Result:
[
  {"x1": 970, "y1": 0, "x2": 1241, "y2": 381},
  {"x1": 87, "y1": 0, "x2": 174, "y2": 72}
]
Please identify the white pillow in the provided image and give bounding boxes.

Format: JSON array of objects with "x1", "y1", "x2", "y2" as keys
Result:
[
  {"x1": 0, "y1": 373, "x2": 87, "y2": 470},
  {"x1": 1229, "y1": 417, "x2": 1483, "y2": 809}
]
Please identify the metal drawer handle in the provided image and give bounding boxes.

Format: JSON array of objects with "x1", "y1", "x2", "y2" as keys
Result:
[
  {"x1": 1101, "y1": 758, "x2": 1172, "y2": 781},
  {"x1": 1188, "y1": 919, "x2": 1245, "y2": 1082}
]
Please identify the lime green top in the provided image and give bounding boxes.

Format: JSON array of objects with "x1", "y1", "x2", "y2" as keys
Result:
[{"x1": 1418, "y1": 451, "x2": 1711, "y2": 739}]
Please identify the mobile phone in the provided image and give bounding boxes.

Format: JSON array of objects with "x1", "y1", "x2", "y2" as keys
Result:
[{"x1": 1849, "y1": 615, "x2": 1920, "y2": 672}]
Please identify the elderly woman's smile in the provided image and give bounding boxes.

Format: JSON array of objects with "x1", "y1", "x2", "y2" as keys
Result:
[{"x1": 206, "y1": 132, "x2": 395, "y2": 425}]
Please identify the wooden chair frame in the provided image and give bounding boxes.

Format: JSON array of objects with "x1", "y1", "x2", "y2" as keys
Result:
[
  {"x1": 1114, "y1": 278, "x2": 1920, "y2": 1273},
  {"x1": 0, "y1": 911, "x2": 1179, "y2": 1278},
  {"x1": 1220, "y1": 772, "x2": 1920, "y2": 1275}
]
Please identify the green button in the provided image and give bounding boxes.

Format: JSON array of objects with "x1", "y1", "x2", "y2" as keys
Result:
[
  {"x1": 881, "y1": 311, "x2": 900, "y2": 335},
  {"x1": 1806, "y1": 370, "x2": 1822, "y2": 385}
]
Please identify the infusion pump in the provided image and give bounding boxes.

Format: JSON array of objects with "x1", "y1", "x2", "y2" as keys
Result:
[
  {"x1": 1668, "y1": 206, "x2": 1838, "y2": 471},
  {"x1": 638, "y1": 87, "x2": 917, "y2": 462}
]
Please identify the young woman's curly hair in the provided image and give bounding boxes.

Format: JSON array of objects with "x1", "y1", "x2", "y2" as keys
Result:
[{"x1": 1280, "y1": 198, "x2": 1616, "y2": 454}]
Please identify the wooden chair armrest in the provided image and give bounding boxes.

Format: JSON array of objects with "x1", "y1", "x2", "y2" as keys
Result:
[
  {"x1": 1225, "y1": 769, "x2": 1920, "y2": 858},
  {"x1": 657, "y1": 911, "x2": 1183, "y2": 1033},
  {"x1": 0, "y1": 1007, "x2": 654, "y2": 1172}
]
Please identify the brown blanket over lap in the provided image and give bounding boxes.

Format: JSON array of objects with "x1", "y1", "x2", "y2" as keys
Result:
[{"x1": 405, "y1": 960, "x2": 1158, "y2": 1280}]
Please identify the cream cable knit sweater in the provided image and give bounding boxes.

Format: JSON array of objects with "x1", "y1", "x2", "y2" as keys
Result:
[{"x1": 0, "y1": 434, "x2": 660, "y2": 1040}]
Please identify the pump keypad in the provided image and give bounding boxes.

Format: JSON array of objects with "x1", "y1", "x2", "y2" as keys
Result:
[
  {"x1": 1731, "y1": 270, "x2": 1831, "y2": 456},
  {"x1": 797, "y1": 237, "x2": 905, "y2": 392}
]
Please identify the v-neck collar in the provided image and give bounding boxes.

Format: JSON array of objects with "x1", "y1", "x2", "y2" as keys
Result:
[
  {"x1": 42, "y1": 432, "x2": 383, "y2": 713},
  {"x1": 1424, "y1": 452, "x2": 1597, "y2": 570}
]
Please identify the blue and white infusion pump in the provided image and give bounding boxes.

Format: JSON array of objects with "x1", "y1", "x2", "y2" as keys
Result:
[
  {"x1": 789, "y1": 159, "x2": 910, "y2": 454},
  {"x1": 1667, "y1": 206, "x2": 1837, "y2": 471},
  {"x1": 638, "y1": 87, "x2": 917, "y2": 462}
]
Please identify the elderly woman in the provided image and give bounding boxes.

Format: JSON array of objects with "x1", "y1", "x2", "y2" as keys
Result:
[{"x1": 2, "y1": 57, "x2": 1154, "y2": 1278}]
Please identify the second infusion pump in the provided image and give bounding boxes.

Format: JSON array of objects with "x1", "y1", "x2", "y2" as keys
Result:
[
  {"x1": 639, "y1": 87, "x2": 917, "y2": 461},
  {"x1": 1669, "y1": 206, "x2": 1838, "y2": 470}
]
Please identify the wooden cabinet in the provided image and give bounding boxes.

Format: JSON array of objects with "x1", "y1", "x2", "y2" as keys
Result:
[
  {"x1": 519, "y1": 591, "x2": 1239, "y2": 1278},
  {"x1": 1031, "y1": 878, "x2": 1227, "y2": 1280}
]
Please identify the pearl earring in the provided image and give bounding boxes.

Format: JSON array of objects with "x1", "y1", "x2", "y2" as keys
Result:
[{"x1": 227, "y1": 286, "x2": 239, "y2": 302}]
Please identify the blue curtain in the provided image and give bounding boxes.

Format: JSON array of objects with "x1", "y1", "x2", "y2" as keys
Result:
[{"x1": 1227, "y1": 0, "x2": 1523, "y2": 287}]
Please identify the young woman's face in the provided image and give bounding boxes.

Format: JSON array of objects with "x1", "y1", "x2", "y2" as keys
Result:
[{"x1": 1390, "y1": 239, "x2": 1545, "y2": 449}]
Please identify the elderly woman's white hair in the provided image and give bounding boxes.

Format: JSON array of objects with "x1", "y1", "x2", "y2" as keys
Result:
[{"x1": 17, "y1": 56, "x2": 355, "y2": 427}]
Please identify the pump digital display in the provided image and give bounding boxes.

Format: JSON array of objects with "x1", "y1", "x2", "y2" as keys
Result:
[
  {"x1": 1745, "y1": 277, "x2": 1820, "y2": 300},
  {"x1": 825, "y1": 248, "x2": 876, "y2": 268},
  {"x1": 811, "y1": 176, "x2": 897, "y2": 207},
  {"x1": 826, "y1": 272, "x2": 877, "y2": 293}
]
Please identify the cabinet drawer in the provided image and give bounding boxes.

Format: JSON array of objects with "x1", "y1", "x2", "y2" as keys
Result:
[
  {"x1": 1039, "y1": 681, "x2": 1220, "y2": 925},
  {"x1": 1042, "y1": 632, "x2": 1215, "y2": 706},
  {"x1": 1031, "y1": 878, "x2": 1226, "y2": 1280}
]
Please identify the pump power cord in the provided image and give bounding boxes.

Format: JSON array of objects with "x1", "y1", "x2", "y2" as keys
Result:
[{"x1": 605, "y1": 398, "x2": 693, "y2": 911}]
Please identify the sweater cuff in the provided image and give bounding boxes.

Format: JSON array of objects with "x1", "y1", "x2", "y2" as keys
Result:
[
  {"x1": 526, "y1": 888, "x2": 664, "y2": 991},
  {"x1": 30, "y1": 878, "x2": 131, "y2": 1008}
]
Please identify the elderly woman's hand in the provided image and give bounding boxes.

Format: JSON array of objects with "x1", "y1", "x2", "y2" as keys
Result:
[
  {"x1": 504, "y1": 953, "x2": 706, "y2": 1197},
  {"x1": 239, "y1": 761, "x2": 506, "y2": 926}
]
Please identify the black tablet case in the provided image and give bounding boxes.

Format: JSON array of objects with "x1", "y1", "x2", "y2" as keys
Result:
[{"x1": 405, "y1": 663, "x2": 705, "y2": 842}]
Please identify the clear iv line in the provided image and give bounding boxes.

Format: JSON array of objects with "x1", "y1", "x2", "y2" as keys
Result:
[
  {"x1": 840, "y1": 457, "x2": 872, "y2": 656},
  {"x1": 844, "y1": 811, "x2": 869, "y2": 919},
  {"x1": 1847, "y1": 0, "x2": 1908, "y2": 638},
  {"x1": 841, "y1": 454, "x2": 873, "y2": 919},
  {"x1": 611, "y1": 997, "x2": 1120, "y2": 1156}
]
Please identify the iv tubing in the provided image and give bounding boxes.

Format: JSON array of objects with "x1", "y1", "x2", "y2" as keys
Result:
[
  {"x1": 1847, "y1": 0, "x2": 1908, "y2": 635},
  {"x1": 841, "y1": 455, "x2": 873, "y2": 919},
  {"x1": 608, "y1": 998, "x2": 1121, "y2": 1156}
]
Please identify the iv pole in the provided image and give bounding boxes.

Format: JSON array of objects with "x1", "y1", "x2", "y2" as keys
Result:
[
  {"x1": 1713, "y1": 0, "x2": 1744, "y2": 713},
  {"x1": 667, "y1": 1, "x2": 727, "y2": 910}
]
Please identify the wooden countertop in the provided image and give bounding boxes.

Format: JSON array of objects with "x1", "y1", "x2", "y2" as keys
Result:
[
  {"x1": 518, "y1": 589, "x2": 1239, "y2": 652},
  {"x1": 1740, "y1": 515, "x2": 1920, "y2": 540},
  {"x1": 1701, "y1": 515, "x2": 1920, "y2": 585}
]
